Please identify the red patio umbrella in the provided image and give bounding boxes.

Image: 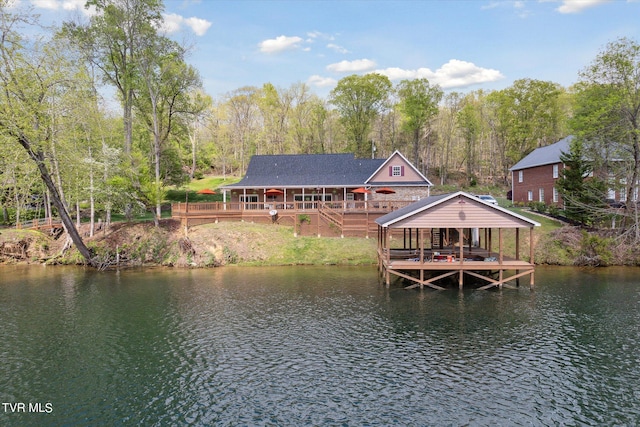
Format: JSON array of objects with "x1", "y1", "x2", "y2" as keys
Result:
[
  {"x1": 351, "y1": 187, "x2": 371, "y2": 194},
  {"x1": 265, "y1": 188, "x2": 284, "y2": 195},
  {"x1": 375, "y1": 187, "x2": 396, "y2": 194},
  {"x1": 197, "y1": 188, "x2": 216, "y2": 194}
]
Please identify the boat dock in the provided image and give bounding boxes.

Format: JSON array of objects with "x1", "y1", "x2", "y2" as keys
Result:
[{"x1": 375, "y1": 192, "x2": 540, "y2": 290}]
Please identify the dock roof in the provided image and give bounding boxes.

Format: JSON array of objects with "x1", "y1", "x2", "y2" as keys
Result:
[{"x1": 375, "y1": 191, "x2": 540, "y2": 229}]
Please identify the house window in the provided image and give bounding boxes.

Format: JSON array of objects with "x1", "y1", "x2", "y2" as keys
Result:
[
  {"x1": 553, "y1": 164, "x2": 559, "y2": 179},
  {"x1": 518, "y1": 170, "x2": 523, "y2": 183},
  {"x1": 539, "y1": 188, "x2": 544, "y2": 202},
  {"x1": 527, "y1": 190, "x2": 533, "y2": 201},
  {"x1": 389, "y1": 165, "x2": 405, "y2": 177},
  {"x1": 553, "y1": 187, "x2": 559, "y2": 203}
]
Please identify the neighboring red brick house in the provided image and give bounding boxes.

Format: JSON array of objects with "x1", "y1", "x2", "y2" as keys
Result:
[
  {"x1": 510, "y1": 135, "x2": 630, "y2": 208},
  {"x1": 509, "y1": 136, "x2": 572, "y2": 206}
]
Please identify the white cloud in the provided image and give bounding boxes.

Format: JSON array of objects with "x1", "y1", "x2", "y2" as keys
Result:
[
  {"x1": 327, "y1": 43, "x2": 349, "y2": 54},
  {"x1": 31, "y1": 0, "x2": 58, "y2": 10},
  {"x1": 481, "y1": 1, "x2": 500, "y2": 10},
  {"x1": 556, "y1": 0, "x2": 610, "y2": 13},
  {"x1": 162, "y1": 13, "x2": 183, "y2": 34},
  {"x1": 30, "y1": 0, "x2": 95, "y2": 15},
  {"x1": 258, "y1": 35, "x2": 304, "y2": 54},
  {"x1": 61, "y1": 0, "x2": 85, "y2": 11},
  {"x1": 326, "y1": 59, "x2": 376, "y2": 73},
  {"x1": 307, "y1": 31, "x2": 334, "y2": 41},
  {"x1": 375, "y1": 59, "x2": 504, "y2": 89},
  {"x1": 161, "y1": 13, "x2": 211, "y2": 36},
  {"x1": 307, "y1": 75, "x2": 337, "y2": 87},
  {"x1": 183, "y1": 16, "x2": 212, "y2": 36}
]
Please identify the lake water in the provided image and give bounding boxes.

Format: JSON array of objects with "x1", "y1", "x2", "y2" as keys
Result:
[{"x1": 0, "y1": 265, "x2": 639, "y2": 426}]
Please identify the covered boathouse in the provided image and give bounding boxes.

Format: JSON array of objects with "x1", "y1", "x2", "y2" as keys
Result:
[{"x1": 376, "y1": 191, "x2": 540, "y2": 290}]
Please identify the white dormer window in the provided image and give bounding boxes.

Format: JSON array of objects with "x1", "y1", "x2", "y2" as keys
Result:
[{"x1": 388, "y1": 165, "x2": 405, "y2": 177}]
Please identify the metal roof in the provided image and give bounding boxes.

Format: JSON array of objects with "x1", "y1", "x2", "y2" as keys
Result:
[{"x1": 509, "y1": 135, "x2": 573, "y2": 171}]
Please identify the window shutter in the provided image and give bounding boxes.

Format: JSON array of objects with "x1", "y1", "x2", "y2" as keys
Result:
[
  {"x1": 401, "y1": 166, "x2": 405, "y2": 176},
  {"x1": 389, "y1": 166, "x2": 393, "y2": 176}
]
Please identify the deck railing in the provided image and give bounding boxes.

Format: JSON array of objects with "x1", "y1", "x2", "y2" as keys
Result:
[
  {"x1": 171, "y1": 200, "x2": 413, "y2": 216},
  {"x1": 14, "y1": 217, "x2": 63, "y2": 230}
]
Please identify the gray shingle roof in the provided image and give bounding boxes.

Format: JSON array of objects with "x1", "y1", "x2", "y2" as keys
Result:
[
  {"x1": 225, "y1": 153, "x2": 386, "y2": 188},
  {"x1": 509, "y1": 135, "x2": 573, "y2": 171}
]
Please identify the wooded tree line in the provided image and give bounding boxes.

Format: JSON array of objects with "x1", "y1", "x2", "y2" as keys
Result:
[
  {"x1": 2, "y1": 0, "x2": 640, "y2": 265},
  {"x1": 208, "y1": 75, "x2": 570, "y2": 187}
]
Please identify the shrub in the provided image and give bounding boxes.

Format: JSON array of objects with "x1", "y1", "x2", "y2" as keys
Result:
[
  {"x1": 529, "y1": 201, "x2": 547, "y2": 213},
  {"x1": 576, "y1": 230, "x2": 613, "y2": 266},
  {"x1": 298, "y1": 214, "x2": 311, "y2": 224}
]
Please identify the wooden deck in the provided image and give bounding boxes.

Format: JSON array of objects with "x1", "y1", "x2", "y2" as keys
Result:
[
  {"x1": 171, "y1": 200, "x2": 413, "y2": 237},
  {"x1": 378, "y1": 245, "x2": 535, "y2": 290}
]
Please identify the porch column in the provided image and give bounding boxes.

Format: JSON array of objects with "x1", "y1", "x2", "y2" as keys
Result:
[
  {"x1": 530, "y1": 227, "x2": 535, "y2": 288},
  {"x1": 499, "y1": 228, "x2": 503, "y2": 264},
  {"x1": 459, "y1": 228, "x2": 464, "y2": 289},
  {"x1": 529, "y1": 227, "x2": 535, "y2": 265},
  {"x1": 459, "y1": 228, "x2": 464, "y2": 263}
]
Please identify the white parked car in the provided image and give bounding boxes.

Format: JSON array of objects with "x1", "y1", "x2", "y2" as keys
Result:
[{"x1": 476, "y1": 195, "x2": 499, "y2": 205}]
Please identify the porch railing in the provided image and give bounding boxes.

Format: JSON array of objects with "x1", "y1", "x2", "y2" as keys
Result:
[{"x1": 171, "y1": 200, "x2": 413, "y2": 216}]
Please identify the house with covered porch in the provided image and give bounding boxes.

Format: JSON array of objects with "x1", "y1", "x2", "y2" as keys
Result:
[
  {"x1": 172, "y1": 150, "x2": 432, "y2": 237},
  {"x1": 220, "y1": 150, "x2": 432, "y2": 207}
]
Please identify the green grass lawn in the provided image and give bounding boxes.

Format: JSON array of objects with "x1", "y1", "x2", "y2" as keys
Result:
[{"x1": 165, "y1": 176, "x2": 241, "y2": 203}]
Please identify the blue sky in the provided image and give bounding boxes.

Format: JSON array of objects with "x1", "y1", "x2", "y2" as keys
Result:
[{"x1": 16, "y1": 0, "x2": 640, "y2": 98}]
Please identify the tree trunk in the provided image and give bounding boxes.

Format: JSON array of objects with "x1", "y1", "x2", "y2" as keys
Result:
[
  {"x1": 18, "y1": 137, "x2": 95, "y2": 266},
  {"x1": 190, "y1": 130, "x2": 197, "y2": 179}
]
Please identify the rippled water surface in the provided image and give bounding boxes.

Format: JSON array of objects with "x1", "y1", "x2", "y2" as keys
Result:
[{"x1": 1, "y1": 265, "x2": 639, "y2": 426}]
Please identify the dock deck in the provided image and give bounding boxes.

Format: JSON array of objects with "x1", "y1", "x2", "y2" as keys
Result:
[{"x1": 378, "y1": 246, "x2": 534, "y2": 290}]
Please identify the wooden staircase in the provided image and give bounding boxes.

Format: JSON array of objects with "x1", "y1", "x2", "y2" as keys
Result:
[
  {"x1": 432, "y1": 228, "x2": 441, "y2": 248},
  {"x1": 318, "y1": 204, "x2": 344, "y2": 236}
]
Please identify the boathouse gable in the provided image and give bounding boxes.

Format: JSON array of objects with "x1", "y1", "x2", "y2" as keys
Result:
[{"x1": 376, "y1": 192, "x2": 540, "y2": 229}]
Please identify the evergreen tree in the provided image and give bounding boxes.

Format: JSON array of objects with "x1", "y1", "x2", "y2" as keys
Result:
[{"x1": 556, "y1": 139, "x2": 607, "y2": 226}]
